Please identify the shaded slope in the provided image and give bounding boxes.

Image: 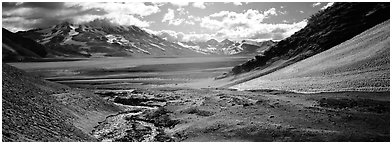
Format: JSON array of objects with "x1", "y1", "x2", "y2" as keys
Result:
[
  {"x1": 2, "y1": 64, "x2": 120, "y2": 141},
  {"x1": 231, "y1": 20, "x2": 390, "y2": 93},
  {"x1": 2, "y1": 28, "x2": 48, "y2": 62},
  {"x1": 229, "y1": 3, "x2": 389, "y2": 75}
]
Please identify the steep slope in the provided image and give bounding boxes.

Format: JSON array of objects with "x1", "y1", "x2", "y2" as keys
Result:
[
  {"x1": 230, "y1": 2, "x2": 389, "y2": 75},
  {"x1": 231, "y1": 20, "x2": 390, "y2": 93},
  {"x1": 17, "y1": 20, "x2": 204, "y2": 57},
  {"x1": 2, "y1": 64, "x2": 121, "y2": 141},
  {"x1": 2, "y1": 28, "x2": 48, "y2": 62}
]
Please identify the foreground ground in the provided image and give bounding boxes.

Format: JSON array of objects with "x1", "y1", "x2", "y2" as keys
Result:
[
  {"x1": 91, "y1": 87, "x2": 389, "y2": 142},
  {"x1": 7, "y1": 56, "x2": 390, "y2": 142}
]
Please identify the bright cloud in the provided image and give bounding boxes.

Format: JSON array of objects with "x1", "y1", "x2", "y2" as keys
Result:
[
  {"x1": 162, "y1": 9, "x2": 175, "y2": 22},
  {"x1": 162, "y1": 8, "x2": 186, "y2": 26},
  {"x1": 312, "y1": 2, "x2": 321, "y2": 7},
  {"x1": 192, "y1": 2, "x2": 206, "y2": 9},
  {"x1": 321, "y1": 2, "x2": 334, "y2": 10},
  {"x1": 151, "y1": 29, "x2": 215, "y2": 42},
  {"x1": 201, "y1": 8, "x2": 279, "y2": 31},
  {"x1": 170, "y1": 2, "x2": 189, "y2": 7},
  {"x1": 199, "y1": 8, "x2": 307, "y2": 41},
  {"x1": 224, "y1": 2, "x2": 243, "y2": 6},
  {"x1": 149, "y1": 18, "x2": 307, "y2": 42}
]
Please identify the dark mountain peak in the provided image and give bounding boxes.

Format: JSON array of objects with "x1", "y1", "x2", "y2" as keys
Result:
[
  {"x1": 2, "y1": 27, "x2": 48, "y2": 62},
  {"x1": 2, "y1": 28, "x2": 13, "y2": 35}
]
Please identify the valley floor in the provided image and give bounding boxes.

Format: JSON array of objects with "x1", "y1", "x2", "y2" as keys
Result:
[{"x1": 7, "y1": 56, "x2": 390, "y2": 142}]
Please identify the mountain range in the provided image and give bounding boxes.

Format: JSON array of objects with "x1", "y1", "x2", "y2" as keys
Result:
[
  {"x1": 2, "y1": 20, "x2": 277, "y2": 62},
  {"x1": 15, "y1": 20, "x2": 204, "y2": 58},
  {"x1": 178, "y1": 39, "x2": 277, "y2": 55}
]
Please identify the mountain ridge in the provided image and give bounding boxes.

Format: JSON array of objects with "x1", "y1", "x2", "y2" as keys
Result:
[{"x1": 16, "y1": 19, "x2": 205, "y2": 58}]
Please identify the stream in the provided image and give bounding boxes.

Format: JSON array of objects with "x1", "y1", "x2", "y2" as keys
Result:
[{"x1": 91, "y1": 89, "x2": 176, "y2": 142}]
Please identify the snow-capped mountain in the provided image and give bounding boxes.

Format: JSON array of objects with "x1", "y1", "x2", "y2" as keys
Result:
[
  {"x1": 17, "y1": 20, "x2": 205, "y2": 57},
  {"x1": 177, "y1": 39, "x2": 277, "y2": 55}
]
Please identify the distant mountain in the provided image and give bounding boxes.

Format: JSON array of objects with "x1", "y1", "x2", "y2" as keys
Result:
[
  {"x1": 17, "y1": 19, "x2": 205, "y2": 58},
  {"x1": 177, "y1": 39, "x2": 276, "y2": 55},
  {"x1": 230, "y1": 2, "x2": 389, "y2": 75},
  {"x1": 2, "y1": 28, "x2": 48, "y2": 62},
  {"x1": 206, "y1": 39, "x2": 219, "y2": 46},
  {"x1": 220, "y1": 39, "x2": 234, "y2": 46}
]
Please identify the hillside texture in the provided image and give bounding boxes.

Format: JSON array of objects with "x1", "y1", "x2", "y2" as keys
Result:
[
  {"x1": 232, "y1": 19, "x2": 389, "y2": 92},
  {"x1": 2, "y1": 64, "x2": 120, "y2": 141},
  {"x1": 230, "y1": 2, "x2": 389, "y2": 75}
]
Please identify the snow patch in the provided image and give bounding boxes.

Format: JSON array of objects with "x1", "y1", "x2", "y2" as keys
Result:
[
  {"x1": 150, "y1": 43, "x2": 165, "y2": 51},
  {"x1": 177, "y1": 42, "x2": 209, "y2": 55},
  {"x1": 105, "y1": 34, "x2": 131, "y2": 46}
]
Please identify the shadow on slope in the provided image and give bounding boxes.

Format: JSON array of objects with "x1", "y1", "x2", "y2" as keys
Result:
[{"x1": 2, "y1": 28, "x2": 48, "y2": 62}]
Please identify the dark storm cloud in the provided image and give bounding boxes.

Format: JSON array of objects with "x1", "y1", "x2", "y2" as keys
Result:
[
  {"x1": 17, "y1": 2, "x2": 66, "y2": 9},
  {"x1": 2, "y1": 2, "x2": 108, "y2": 31}
]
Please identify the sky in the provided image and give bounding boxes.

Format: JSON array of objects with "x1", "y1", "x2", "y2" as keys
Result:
[{"x1": 2, "y1": 2, "x2": 334, "y2": 42}]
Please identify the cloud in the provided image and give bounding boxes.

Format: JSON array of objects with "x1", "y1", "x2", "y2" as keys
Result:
[
  {"x1": 68, "y1": 2, "x2": 160, "y2": 17},
  {"x1": 201, "y1": 8, "x2": 279, "y2": 31},
  {"x1": 170, "y1": 2, "x2": 189, "y2": 7},
  {"x1": 152, "y1": 18, "x2": 307, "y2": 42},
  {"x1": 321, "y1": 2, "x2": 334, "y2": 10},
  {"x1": 162, "y1": 9, "x2": 175, "y2": 22},
  {"x1": 2, "y1": 2, "x2": 160, "y2": 31},
  {"x1": 264, "y1": 8, "x2": 277, "y2": 16},
  {"x1": 200, "y1": 8, "x2": 307, "y2": 41},
  {"x1": 161, "y1": 8, "x2": 185, "y2": 26},
  {"x1": 73, "y1": 14, "x2": 151, "y2": 27},
  {"x1": 312, "y1": 2, "x2": 321, "y2": 7},
  {"x1": 146, "y1": 29, "x2": 214, "y2": 42},
  {"x1": 192, "y1": 2, "x2": 206, "y2": 9},
  {"x1": 224, "y1": 2, "x2": 243, "y2": 6},
  {"x1": 177, "y1": 7, "x2": 188, "y2": 15},
  {"x1": 188, "y1": 15, "x2": 201, "y2": 22},
  {"x1": 152, "y1": 29, "x2": 185, "y2": 41},
  {"x1": 170, "y1": 19, "x2": 185, "y2": 26}
]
